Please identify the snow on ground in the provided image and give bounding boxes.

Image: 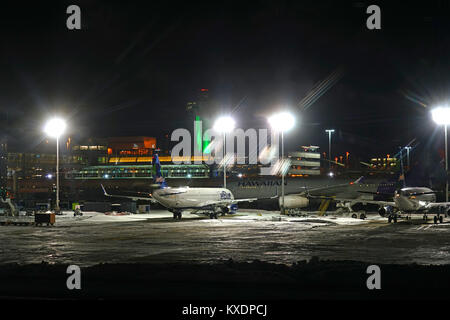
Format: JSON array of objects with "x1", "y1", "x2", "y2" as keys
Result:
[
  {"x1": 227, "y1": 209, "x2": 382, "y2": 225},
  {"x1": 53, "y1": 209, "x2": 380, "y2": 226}
]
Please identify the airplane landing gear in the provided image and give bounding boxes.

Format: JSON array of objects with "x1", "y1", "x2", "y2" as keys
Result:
[
  {"x1": 433, "y1": 214, "x2": 444, "y2": 224},
  {"x1": 209, "y1": 212, "x2": 218, "y2": 219},
  {"x1": 172, "y1": 211, "x2": 182, "y2": 220},
  {"x1": 220, "y1": 207, "x2": 229, "y2": 216},
  {"x1": 351, "y1": 211, "x2": 366, "y2": 219},
  {"x1": 388, "y1": 214, "x2": 398, "y2": 223}
]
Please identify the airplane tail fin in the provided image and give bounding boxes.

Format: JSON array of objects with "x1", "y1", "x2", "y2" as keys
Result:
[{"x1": 152, "y1": 153, "x2": 167, "y2": 189}]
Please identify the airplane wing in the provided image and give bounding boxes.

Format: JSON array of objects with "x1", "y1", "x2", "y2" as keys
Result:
[
  {"x1": 336, "y1": 198, "x2": 396, "y2": 207},
  {"x1": 283, "y1": 176, "x2": 366, "y2": 197},
  {"x1": 312, "y1": 193, "x2": 396, "y2": 207},
  {"x1": 195, "y1": 197, "x2": 259, "y2": 209},
  {"x1": 172, "y1": 197, "x2": 261, "y2": 211},
  {"x1": 424, "y1": 202, "x2": 450, "y2": 210},
  {"x1": 101, "y1": 184, "x2": 158, "y2": 202}
]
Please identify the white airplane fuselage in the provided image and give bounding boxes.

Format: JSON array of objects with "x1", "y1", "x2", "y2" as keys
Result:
[
  {"x1": 152, "y1": 187, "x2": 234, "y2": 210},
  {"x1": 393, "y1": 187, "x2": 436, "y2": 212}
]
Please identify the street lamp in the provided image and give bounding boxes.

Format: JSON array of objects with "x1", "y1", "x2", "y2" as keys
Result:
[
  {"x1": 268, "y1": 112, "x2": 295, "y2": 215},
  {"x1": 213, "y1": 116, "x2": 235, "y2": 188},
  {"x1": 404, "y1": 146, "x2": 412, "y2": 169},
  {"x1": 432, "y1": 106, "x2": 450, "y2": 202},
  {"x1": 44, "y1": 117, "x2": 66, "y2": 212},
  {"x1": 325, "y1": 129, "x2": 335, "y2": 171}
]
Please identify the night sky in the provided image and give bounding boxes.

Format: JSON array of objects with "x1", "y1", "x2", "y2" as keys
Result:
[{"x1": 1, "y1": 0, "x2": 450, "y2": 164}]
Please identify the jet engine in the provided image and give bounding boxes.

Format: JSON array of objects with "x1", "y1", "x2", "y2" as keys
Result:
[
  {"x1": 378, "y1": 205, "x2": 393, "y2": 217},
  {"x1": 280, "y1": 194, "x2": 309, "y2": 209}
]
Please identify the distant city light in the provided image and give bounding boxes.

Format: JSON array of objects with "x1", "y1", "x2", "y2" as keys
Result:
[
  {"x1": 103, "y1": 174, "x2": 110, "y2": 179},
  {"x1": 328, "y1": 172, "x2": 334, "y2": 177},
  {"x1": 268, "y1": 112, "x2": 295, "y2": 132},
  {"x1": 432, "y1": 106, "x2": 450, "y2": 125},
  {"x1": 213, "y1": 116, "x2": 235, "y2": 133},
  {"x1": 45, "y1": 173, "x2": 52, "y2": 179},
  {"x1": 44, "y1": 117, "x2": 66, "y2": 138},
  {"x1": 237, "y1": 173, "x2": 243, "y2": 178}
]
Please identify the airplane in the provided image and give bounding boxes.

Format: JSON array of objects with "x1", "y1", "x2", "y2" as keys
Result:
[
  {"x1": 327, "y1": 179, "x2": 450, "y2": 224},
  {"x1": 101, "y1": 154, "x2": 258, "y2": 220},
  {"x1": 279, "y1": 176, "x2": 397, "y2": 217},
  {"x1": 327, "y1": 154, "x2": 450, "y2": 223},
  {"x1": 334, "y1": 186, "x2": 450, "y2": 224},
  {"x1": 281, "y1": 176, "x2": 366, "y2": 207}
]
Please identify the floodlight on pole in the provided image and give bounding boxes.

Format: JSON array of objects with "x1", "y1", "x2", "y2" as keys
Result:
[
  {"x1": 404, "y1": 146, "x2": 412, "y2": 169},
  {"x1": 432, "y1": 106, "x2": 450, "y2": 202},
  {"x1": 268, "y1": 111, "x2": 295, "y2": 215},
  {"x1": 44, "y1": 118, "x2": 66, "y2": 138},
  {"x1": 213, "y1": 116, "x2": 235, "y2": 188},
  {"x1": 44, "y1": 117, "x2": 66, "y2": 212},
  {"x1": 268, "y1": 112, "x2": 295, "y2": 132},
  {"x1": 325, "y1": 129, "x2": 335, "y2": 171}
]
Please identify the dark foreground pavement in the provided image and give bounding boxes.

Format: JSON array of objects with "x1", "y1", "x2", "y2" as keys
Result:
[{"x1": 1, "y1": 259, "x2": 450, "y2": 300}]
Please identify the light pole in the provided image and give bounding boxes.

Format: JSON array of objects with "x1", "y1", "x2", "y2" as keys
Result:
[
  {"x1": 432, "y1": 106, "x2": 450, "y2": 202},
  {"x1": 404, "y1": 146, "x2": 411, "y2": 169},
  {"x1": 268, "y1": 112, "x2": 295, "y2": 215},
  {"x1": 325, "y1": 129, "x2": 335, "y2": 171},
  {"x1": 213, "y1": 116, "x2": 235, "y2": 189},
  {"x1": 44, "y1": 117, "x2": 66, "y2": 212}
]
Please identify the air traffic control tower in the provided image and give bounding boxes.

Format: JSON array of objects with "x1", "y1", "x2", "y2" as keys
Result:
[{"x1": 186, "y1": 88, "x2": 212, "y2": 156}]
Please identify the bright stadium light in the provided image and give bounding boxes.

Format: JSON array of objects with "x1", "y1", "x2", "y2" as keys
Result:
[
  {"x1": 268, "y1": 111, "x2": 296, "y2": 215},
  {"x1": 214, "y1": 116, "x2": 235, "y2": 188},
  {"x1": 44, "y1": 117, "x2": 67, "y2": 212},
  {"x1": 44, "y1": 117, "x2": 66, "y2": 138},
  {"x1": 268, "y1": 112, "x2": 295, "y2": 132},
  {"x1": 213, "y1": 116, "x2": 235, "y2": 133},
  {"x1": 432, "y1": 106, "x2": 450, "y2": 202},
  {"x1": 432, "y1": 106, "x2": 450, "y2": 125}
]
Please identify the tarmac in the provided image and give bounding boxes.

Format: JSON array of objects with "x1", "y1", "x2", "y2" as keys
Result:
[{"x1": 1, "y1": 209, "x2": 450, "y2": 266}]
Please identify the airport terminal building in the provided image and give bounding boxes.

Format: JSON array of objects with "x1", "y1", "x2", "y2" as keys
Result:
[{"x1": 4, "y1": 135, "x2": 399, "y2": 209}]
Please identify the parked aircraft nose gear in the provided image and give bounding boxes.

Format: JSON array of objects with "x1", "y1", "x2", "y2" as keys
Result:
[
  {"x1": 221, "y1": 207, "x2": 229, "y2": 216},
  {"x1": 433, "y1": 214, "x2": 444, "y2": 224},
  {"x1": 388, "y1": 214, "x2": 397, "y2": 223},
  {"x1": 209, "y1": 212, "x2": 218, "y2": 219},
  {"x1": 172, "y1": 210, "x2": 182, "y2": 220}
]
